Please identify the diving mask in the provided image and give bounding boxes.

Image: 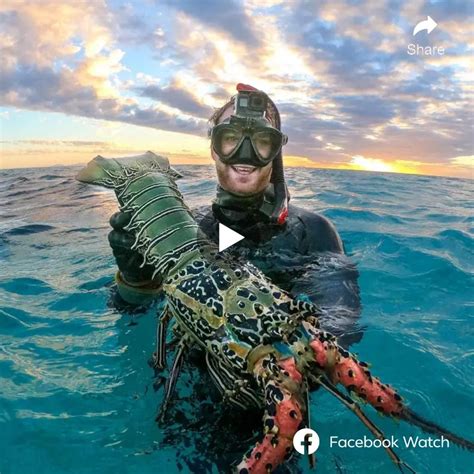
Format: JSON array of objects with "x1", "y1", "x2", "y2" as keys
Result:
[
  {"x1": 209, "y1": 89, "x2": 288, "y2": 166},
  {"x1": 210, "y1": 116, "x2": 288, "y2": 166}
]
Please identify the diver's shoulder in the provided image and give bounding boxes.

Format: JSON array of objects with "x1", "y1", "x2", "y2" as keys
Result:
[
  {"x1": 193, "y1": 204, "x2": 212, "y2": 221},
  {"x1": 288, "y1": 204, "x2": 344, "y2": 253},
  {"x1": 287, "y1": 203, "x2": 334, "y2": 227}
]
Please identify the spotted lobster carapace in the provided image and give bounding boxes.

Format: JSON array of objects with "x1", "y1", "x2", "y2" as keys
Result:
[{"x1": 77, "y1": 152, "x2": 473, "y2": 473}]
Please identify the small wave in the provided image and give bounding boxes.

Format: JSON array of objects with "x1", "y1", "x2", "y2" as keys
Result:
[
  {"x1": 60, "y1": 227, "x2": 95, "y2": 235},
  {"x1": 0, "y1": 278, "x2": 53, "y2": 295},
  {"x1": 0, "y1": 176, "x2": 30, "y2": 190},
  {"x1": 38, "y1": 174, "x2": 65, "y2": 180},
  {"x1": 3, "y1": 224, "x2": 55, "y2": 236},
  {"x1": 48, "y1": 292, "x2": 109, "y2": 312},
  {"x1": 4, "y1": 189, "x2": 35, "y2": 198},
  {"x1": 15, "y1": 409, "x2": 117, "y2": 420},
  {"x1": 325, "y1": 207, "x2": 405, "y2": 224},
  {"x1": 78, "y1": 276, "x2": 113, "y2": 291},
  {"x1": 0, "y1": 306, "x2": 32, "y2": 330},
  {"x1": 0, "y1": 306, "x2": 48, "y2": 332},
  {"x1": 425, "y1": 212, "x2": 466, "y2": 223},
  {"x1": 437, "y1": 228, "x2": 473, "y2": 245}
]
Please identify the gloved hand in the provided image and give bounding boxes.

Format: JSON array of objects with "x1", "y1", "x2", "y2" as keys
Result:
[{"x1": 108, "y1": 211, "x2": 162, "y2": 305}]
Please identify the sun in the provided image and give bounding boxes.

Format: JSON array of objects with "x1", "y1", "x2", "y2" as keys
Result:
[{"x1": 350, "y1": 155, "x2": 395, "y2": 173}]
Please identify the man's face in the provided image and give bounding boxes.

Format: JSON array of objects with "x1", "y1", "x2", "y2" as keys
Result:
[{"x1": 211, "y1": 106, "x2": 273, "y2": 196}]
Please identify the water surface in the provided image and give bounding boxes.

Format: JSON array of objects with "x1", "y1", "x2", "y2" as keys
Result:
[{"x1": 0, "y1": 165, "x2": 472, "y2": 473}]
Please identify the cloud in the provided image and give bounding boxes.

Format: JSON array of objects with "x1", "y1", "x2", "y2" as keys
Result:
[
  {"x1": 336, "y1": 95, "x2": 396, "y2": 125},
  {"x1": 0, "y1": 1, "x2": 112, "y2": 68},
  {"x1": 1, "y1": 139, "x2": 112, "y2": 147},
  {"x1": 0, "y1": 1, "x2": 207, "y2": 135},
  {"x1": 137, "y1": 79, "x2": 213, "y2": 117},
  {"x1": 0, "y1": 63, "x2": 206, "y2": 134},
  {"x1": 160, "y1": 0, "x2": 261, "y2": 47},
  {"x1": 450, "y1": 155, "x2": 473, "y2": 167}
]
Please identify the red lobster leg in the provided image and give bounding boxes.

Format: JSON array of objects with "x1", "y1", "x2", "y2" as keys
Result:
[
  {"x1": 236, "y1": 357, "x2": 305, "y2": 474},
  {"x1": 310, "y1": 336, "x2": 403, "y2": 416}
]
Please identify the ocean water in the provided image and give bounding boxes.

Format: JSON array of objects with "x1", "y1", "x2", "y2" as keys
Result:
[{"x1": 0, "y1": 165, "x2": 472, "y2": 474}]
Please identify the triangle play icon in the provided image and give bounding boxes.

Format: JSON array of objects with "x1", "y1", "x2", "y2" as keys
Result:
[{"x1": 218, "y1": 223, "x2": 245, "y2": 252}]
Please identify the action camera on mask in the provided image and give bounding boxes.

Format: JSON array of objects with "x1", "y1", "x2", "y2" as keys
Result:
[{"x1": 235, "y1": 90, "x2": 268, "y2": 118}]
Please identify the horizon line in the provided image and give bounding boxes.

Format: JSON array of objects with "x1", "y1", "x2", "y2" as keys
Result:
[{"x1": 1, "y1": 161, "x2": 471, "y2": 182}]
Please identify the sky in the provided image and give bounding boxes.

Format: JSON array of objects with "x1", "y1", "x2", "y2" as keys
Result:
[{"x1": 0, "y1": 0, "x2": 473, "y2": 178}]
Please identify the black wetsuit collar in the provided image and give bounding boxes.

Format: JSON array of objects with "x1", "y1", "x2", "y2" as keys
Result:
[{"x1": 212, "y1": 185, "x2": 275, "y2": 228}]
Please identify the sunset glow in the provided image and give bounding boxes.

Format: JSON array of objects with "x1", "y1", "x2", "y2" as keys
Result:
[{"x1": 350, "y1": 156, "x2": 394, "y2": 173}]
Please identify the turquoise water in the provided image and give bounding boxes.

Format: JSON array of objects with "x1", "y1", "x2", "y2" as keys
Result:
[{"x1": 0, "y1": 165, "x2": 472, "y2": 473}]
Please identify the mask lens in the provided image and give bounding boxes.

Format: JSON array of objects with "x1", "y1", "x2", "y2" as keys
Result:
[
  {"x1": 252, "y1": 130, "x2": 281, "y2": 162},
  {"x1": 213, "y1": 126, "x2": 242, "y2": 158}
]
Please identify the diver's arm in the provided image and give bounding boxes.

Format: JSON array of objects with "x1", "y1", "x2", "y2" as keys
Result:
[
  {"x1": 108, "y1": 211, "x2": 163, "y2": 306},
  {"x1": 291, "y1": 255, "x2": 362, "y2": 347},
  {"x1": 293, "y1": 209, "x2": 362, "y2": 346}
]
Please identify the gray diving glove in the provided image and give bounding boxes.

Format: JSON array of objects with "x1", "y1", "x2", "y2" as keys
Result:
[{"x1": 108, "y1": 211, "x2": 163, "y2": 305}]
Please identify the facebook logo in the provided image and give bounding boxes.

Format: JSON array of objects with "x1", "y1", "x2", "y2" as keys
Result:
[{"x1": 293, "y1": 428, "x2": 320, "y2": 455}]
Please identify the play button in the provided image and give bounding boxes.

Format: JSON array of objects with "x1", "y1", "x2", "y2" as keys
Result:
[{"x1": 218, "y1": 223, "x2": 244, "y2": 252}]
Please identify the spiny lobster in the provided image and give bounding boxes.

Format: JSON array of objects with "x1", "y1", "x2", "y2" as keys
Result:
[{"x1": 77, "y1": 152, "x2": 473, "y2": 473}]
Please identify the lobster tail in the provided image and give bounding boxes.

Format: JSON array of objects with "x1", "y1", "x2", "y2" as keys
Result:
[
  {"x1": 76, "y1": 151, "x2": 181, "y2": 188},
  {"x1": 76, "y1": 151, "x2": 212, "y2": 278}
]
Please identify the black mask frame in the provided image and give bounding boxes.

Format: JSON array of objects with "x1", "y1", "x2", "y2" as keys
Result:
[{"x1": 209, "y1": 116, "x2": 288, "y2": 166}]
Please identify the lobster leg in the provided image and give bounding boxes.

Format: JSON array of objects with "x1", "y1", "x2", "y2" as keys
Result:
[
  {"x1": 205, "y1": 352, "x2": 261, "y2": 409},
  {"x1": 156, "y1": 337, "x2": 187, "y2": 423},
  {"x1": 306, "y1": 325, "x2": 474, "y2": 451},
  {"x1": 318, "y1": 376, "x2": 415, "y2": 474},
  {"x1": 236, "y1": 355, "x2": 305, "y2": 474},
  {"x1": 152, "y1": 305, "x2": 172, "y2": 370},
  {"x1": 303, "y1": 383, "x2": 316, "y2": 469}
]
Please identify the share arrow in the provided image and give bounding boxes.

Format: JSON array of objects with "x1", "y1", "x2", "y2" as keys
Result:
[
  {"x1": 413, "y1": 16, "x2": 437, "y2": 36},
  {"x1": 219, "y1": 223, "x2": 244, "y2": 252}
]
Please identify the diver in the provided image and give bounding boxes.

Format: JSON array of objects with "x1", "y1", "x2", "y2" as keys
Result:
[{"x1": 108, "y1": 83, "x2": 361, "y2": 344}]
